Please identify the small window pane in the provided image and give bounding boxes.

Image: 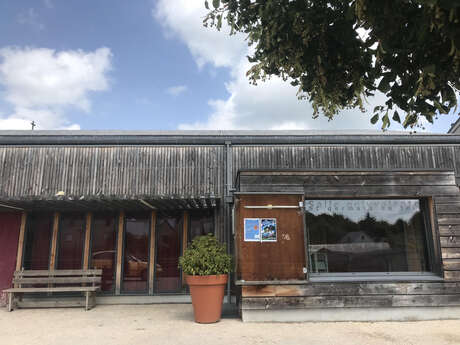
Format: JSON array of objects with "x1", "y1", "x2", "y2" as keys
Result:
[
  {"x1": 57, "y1": 213, "x2": 85, "y2": 270},
  {"x1": 23, "y1": 213, "x2": 53, "y2": 270},
  {"x1": 90, "y1": 213, "x2": 117, "y2": 292},
  {"x1": 306, "y1": 199, "x2": 431, "y2": 274},
  {"x1": 122, "y1": 213, "x2": 149, "y2": 293}
]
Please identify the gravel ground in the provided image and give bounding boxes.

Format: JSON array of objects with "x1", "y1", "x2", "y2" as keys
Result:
[{"x1": 2, "y1": 304, "x2": 460, "y2": 345}]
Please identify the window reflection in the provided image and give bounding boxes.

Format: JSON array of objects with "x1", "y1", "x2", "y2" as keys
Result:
[
  {"x1": 23, "y1": 213, "x2": 53, "y2": 270},
  {"x1": 189, "y1": 210, "x2": 214, "y2": 242},
  {"x1": 57, "y1": 213, "x2": 85, "y2": 270},
  {"x1": 90, "y1": 214, "x2": 117, "y2": 292},
  {"x1": 306, "y1": 199, "x2": 431, "y2": 274},
  {"x1": 122, "y1": 213, "x2": 150, "y2": 293},
  {"x1": 155, "y1": 214, "x2": 182, "y2": 293}
]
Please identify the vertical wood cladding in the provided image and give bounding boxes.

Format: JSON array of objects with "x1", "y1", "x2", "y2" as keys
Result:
[
  {"x1": 233, "y1": 145, "x2": 456, "y2": 180},
  {"x1": 0, "y1": 146, "x2": 224, "y2": 199}
]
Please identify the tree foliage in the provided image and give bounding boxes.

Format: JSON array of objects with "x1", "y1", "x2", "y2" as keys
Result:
[{"x1": 204, "y1": 0, "x2": 460, "y2": 129}]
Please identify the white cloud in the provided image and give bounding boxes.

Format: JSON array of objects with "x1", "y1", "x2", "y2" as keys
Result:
[
  {"x1": 17, "y1": 8, "x2": 45, "y2": 31},
  {"x1": 166, "y1": 85, "x2": 188, "y2": 96},
  {"x1": 44, "y1": 0, "x2": 53, "y2": 9},
  {"x1": 154, "y1": 1, "x2": 391, "y2": 131},
  {"x1": 179, "y1": 59, "x2": 385, "y2": 130},
  {"x1": 0, "y1": 47, "x2": 112, "y2": 130},
  {"x1": 154, "y1": 1, "x2": 246, "y2": 68}
]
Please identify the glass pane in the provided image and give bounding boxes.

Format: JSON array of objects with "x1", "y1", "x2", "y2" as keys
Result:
[
  {"x1": 90, "y1": 213, "x2": 117, "y2": 292},
  {"x1": 156, "y1": 214, "x2": 182, "y2": 293},
  {"x1": 189, "y1": 210, "x2": 214, "y2": 242},
  {"x1": 306, "y1": 199, "x2": 430, "y2": 273},
  {"x1": 122, "y1": 213, "x2": 149, "y2": 293},
  {"x1": 57, "y1": 213, "x2": 85, "y2": 270},
  {"x1": 23, "y1": 213, "x2": 53, "y2": 270}
]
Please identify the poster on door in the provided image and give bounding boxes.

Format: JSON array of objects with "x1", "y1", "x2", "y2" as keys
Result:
[
  {"x1": 261, "y1": 218, "x2": 277, "y2": 242},
  {"x1": 244, "y1": 218, "x2": 277, "y2": 242},
  {"x1": 244, "y1": 218, "x2": 260, "y2": 241}
]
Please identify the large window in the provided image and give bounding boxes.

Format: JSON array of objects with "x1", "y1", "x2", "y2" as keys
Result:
[
  {"x1": 23, "y1": 213, "x2": 53, "y2": 270},
  {"x1": 56, "y1": 213, "x2": 85, "y2": 270},
  {"x1": 155, "y1": 214, "x2": 183, "y2": 293},
  {"x1": 90, "y1": 213, "x2": 117, "y2": 292},
  {"x1": 306, "y1": 199, "x2": 432, "y2": 276},
  {"x1": 122, "y1": 213, "x2": 150, "y2": 293}
]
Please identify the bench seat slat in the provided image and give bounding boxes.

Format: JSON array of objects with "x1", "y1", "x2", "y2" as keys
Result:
[
  {"x1": 14, "y1": 269, "x2": 102, "y2": 277},
  {"x1": 13, "y1": 277, "x2": 101, "y2": 284},
  {"x1": 4, "y1": 287, "x2": 100, "y2": 293}
]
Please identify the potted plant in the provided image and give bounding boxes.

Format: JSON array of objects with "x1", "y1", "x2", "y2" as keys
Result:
[{"x1": 179, "y1": 234, "x2": 232, "y2": 323}]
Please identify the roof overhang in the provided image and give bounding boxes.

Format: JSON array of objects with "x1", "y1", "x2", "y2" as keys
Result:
[
  {"x1": 0, "y1": 196, "x2": 218, "y2": 212},
  {"x1": 1, "y1": 130, "x2": 460, "y2": 145}
]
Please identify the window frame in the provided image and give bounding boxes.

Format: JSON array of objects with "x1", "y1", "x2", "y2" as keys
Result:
[{"x1": 305, "y1": 197, "x2": 442, "y2": 282}]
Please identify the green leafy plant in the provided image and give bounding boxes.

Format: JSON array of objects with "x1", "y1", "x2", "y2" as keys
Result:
[{"x1": 179, "y1": 234, "x2": 233, "y2": 276}]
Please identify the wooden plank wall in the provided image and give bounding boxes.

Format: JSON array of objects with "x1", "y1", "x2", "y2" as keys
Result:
[
  {"x1": 237, "y1": 170, "x2": 460, "y2": 311},
  {"x1": 233, "y1": 145, "x2": 456, "y2": 182},
  {"x1": 0, "y1": 146, "x2": 224, "y2": 199}
]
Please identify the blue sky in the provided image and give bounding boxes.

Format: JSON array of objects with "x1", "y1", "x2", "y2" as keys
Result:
[{"x1": 0, "y1": 0, "x2": 457, "y2": 132}]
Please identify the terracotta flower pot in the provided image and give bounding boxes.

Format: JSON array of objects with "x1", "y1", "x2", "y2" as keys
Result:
[{"x1": 186, "y1": 274, "x2": 228, "y2": 323}]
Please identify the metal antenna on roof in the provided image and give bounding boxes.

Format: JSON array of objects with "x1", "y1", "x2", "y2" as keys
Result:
[{"x1": 31, "y1": 121, "x2": 36, "y2": 130}]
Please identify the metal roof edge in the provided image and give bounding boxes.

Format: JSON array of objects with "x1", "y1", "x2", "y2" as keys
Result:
[{"x1": 0, "y1": 130, "x2": 459, "y2": 145}]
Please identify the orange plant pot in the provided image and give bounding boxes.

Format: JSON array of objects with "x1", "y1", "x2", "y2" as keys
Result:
[{"x1": 186, "y1": 274, "x2": 228, "y2": 323}]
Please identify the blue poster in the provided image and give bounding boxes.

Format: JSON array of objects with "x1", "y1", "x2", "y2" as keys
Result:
[{"x1": 244, "y1": 218, "x2": 260, "y2": 242}]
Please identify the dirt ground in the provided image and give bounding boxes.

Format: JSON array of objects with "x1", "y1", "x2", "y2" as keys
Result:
[{"x1": 2, "y1": 304, "x2": 460, "y2": 345}]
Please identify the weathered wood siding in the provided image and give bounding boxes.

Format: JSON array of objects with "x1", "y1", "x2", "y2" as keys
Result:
[
  {"x1": 0, "y1": 146, "x2": 225, "y2": 199},
  {"x1": 237, "y1": 168, "x2": 460, "y2": 312},
  {"x1": 242, "y1": 283, "x2": 460, "y2": 309},
  {"x1": 233, "y1": 145, "x2": 457, "y2": 178}
]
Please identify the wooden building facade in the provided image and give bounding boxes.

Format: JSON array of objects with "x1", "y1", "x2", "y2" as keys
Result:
[{"x1": 1, "y1": 130, "x2": 460, "y2": 321}]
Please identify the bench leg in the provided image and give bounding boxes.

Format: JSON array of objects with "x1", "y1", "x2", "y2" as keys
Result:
[
  {"x1": 85, "y1": 291, "x2": 90, "y2": 311},
  {"x1": 7, "y1": 292, "x2": 13, "y2": 312}
]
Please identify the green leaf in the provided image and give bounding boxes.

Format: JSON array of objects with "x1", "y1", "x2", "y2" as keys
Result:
[
  {"x1": 434, "y1": 100, "x2": 448, "y2": 114},
  {"x1": 423, "y1": 65, "x2": 436, "y2": 75},
  {"x1": 402, "y1": 113, "x2": 417, "y2": 128},
  {"x1": 392, "y1": 110, "x2": 401, "y2": 123},
  {"x1": 381, "y1": 113, "x2": 390, "y2": 130},
  {"x1": 377, "y1": 76, "x2": 392, "y2": 93},
  {"x1": 212, "y1": 0, "x2": 220, "y2": 9},
  {"x1": 205, "y1": 1, "x2": 209, "y2": 10},
  {"x1": 370, "y1": 114, "x2": 379, "y2": 124}
]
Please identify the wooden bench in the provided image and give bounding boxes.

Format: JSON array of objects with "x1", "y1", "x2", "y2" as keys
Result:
[{"x1": 3, "y1": 269, "x2": 102, "y2": 312}]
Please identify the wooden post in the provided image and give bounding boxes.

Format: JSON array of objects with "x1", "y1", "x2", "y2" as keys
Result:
[
  {"x1": 82, "y1": 212, "x2": 92, "y2": 270},
  {"x1": 15, "y1": 212, "x2": 27, "y2": 271},
  {"x1": 115, "y1": 211, "x2": 124, "y2": 295},
  {"x1": 49, "y1": 212, "x2": 60, "y2": 270},
  {"x1": 148, "y1": 211, "x2": 157, "y2": 295}
]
